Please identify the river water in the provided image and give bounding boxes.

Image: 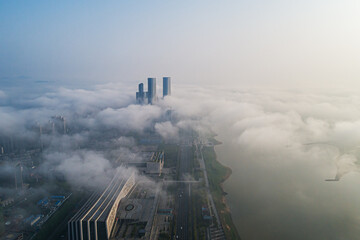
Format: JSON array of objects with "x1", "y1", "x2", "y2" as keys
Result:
[{"x1": 215, "y1": 136, "x2": 360, "y2": 240}]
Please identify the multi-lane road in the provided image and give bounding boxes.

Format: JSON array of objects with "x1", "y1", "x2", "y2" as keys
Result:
[{"x1": 175, "y1": 144, "x2": 192, "y2": 240}]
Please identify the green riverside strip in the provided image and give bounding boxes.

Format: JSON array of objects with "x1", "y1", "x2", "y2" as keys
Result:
[{"x1": 202, "y1": 146, "x2": 241, "y2": 240}]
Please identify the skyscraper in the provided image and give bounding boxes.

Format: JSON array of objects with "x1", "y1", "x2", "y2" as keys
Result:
[
  {"x1": 163, "y1": 77, "x2": 171, "y2": 97},
  {"x1": 15, "y1": 162, "x2": 23, "y2": 190},
  {"x1": 147, "y1": 78, "x2": 156, "y2": 104},
  {"x1": 136, "y1": 83, "x2": 145, "y2": 103}
]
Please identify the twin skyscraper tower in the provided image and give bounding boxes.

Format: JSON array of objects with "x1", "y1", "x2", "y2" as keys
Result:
[{"x1": 136, "y1": 77, "x2": 171, "y2": 104}]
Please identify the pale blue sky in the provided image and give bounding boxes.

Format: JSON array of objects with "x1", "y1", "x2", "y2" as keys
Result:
[{"x1": 1, "y1": 0, "x2": 359, "y2": 88}]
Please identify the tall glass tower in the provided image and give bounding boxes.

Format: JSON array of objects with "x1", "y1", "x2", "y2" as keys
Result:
[
  {"x1": 147, "y1": 78, "x2": 156, "y2": 104},
  {"x1": 163, "y1": 77, "x2": 171, "y2": 97},
  {"x1": 136, "y1": 83, "x2": 145, "y2": 103}
]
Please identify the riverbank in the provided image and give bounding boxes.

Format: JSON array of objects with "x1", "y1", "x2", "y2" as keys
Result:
[{"x1": 202, "y1": 146, "x2": 241, "y2": 240}]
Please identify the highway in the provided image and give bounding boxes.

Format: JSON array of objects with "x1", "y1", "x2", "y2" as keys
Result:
[{"x1": 175, "y1": 144, "x2": 192, "y2": 240}]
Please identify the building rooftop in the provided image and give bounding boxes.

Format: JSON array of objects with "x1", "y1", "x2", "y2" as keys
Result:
[
  {"x1": 69, "y1": 170, "x2": 134, "y2": 223},
  {"x1": 150, "y1": 151, "x2": 164, "y2": 163}
]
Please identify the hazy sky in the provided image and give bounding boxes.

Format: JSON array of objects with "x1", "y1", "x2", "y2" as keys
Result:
[{"x1": 1, "y1": 0, "x2": 359, "y2": 88}]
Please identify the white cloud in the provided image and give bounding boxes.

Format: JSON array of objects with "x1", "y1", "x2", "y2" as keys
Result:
[{"x1": 155, "y1": 121, "x2": 179, "y2": 140}]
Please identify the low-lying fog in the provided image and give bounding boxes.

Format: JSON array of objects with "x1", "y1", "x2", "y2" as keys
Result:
[
  {"x1": 204, "y1": 89, "x2": 360, "y2": 240},
  {"x1": 2, "y1": 82, "x2": 360, "y2": 239},
  {"x1": 167, "y1": 86, "x2": 360, "y2": 239}
]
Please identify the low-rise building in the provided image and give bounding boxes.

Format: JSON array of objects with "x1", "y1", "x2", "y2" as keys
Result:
[{"x1": 146, "y1": 151, "x2": 164, "y2": 175}]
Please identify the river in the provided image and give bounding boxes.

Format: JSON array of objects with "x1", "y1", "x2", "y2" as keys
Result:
[{"x1": 215, "y1": 135, "x2": 360, "y2": 240}]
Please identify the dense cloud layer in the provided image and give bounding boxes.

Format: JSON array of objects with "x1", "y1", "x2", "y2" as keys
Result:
[
  {"x1": 2, "y1": 84, "x2": 360, "y2": 184},
  {"x1": 170, "y1": 88, "x2": 360, "y2": 240},
  {"x1": 162, "y1": 86, "x2": 360, "y2": 239},
  {"x1": 1, "y1": 83, "x2": 360, "y2": 239}
]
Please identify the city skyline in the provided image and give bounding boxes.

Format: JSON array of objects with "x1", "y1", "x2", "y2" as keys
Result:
[
  {"x1": 136, "y1": 77, "x2": 172, "y2": 104},
  {"x1": 1, "y1": 1, "x2": 359, "y2": 89}
]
